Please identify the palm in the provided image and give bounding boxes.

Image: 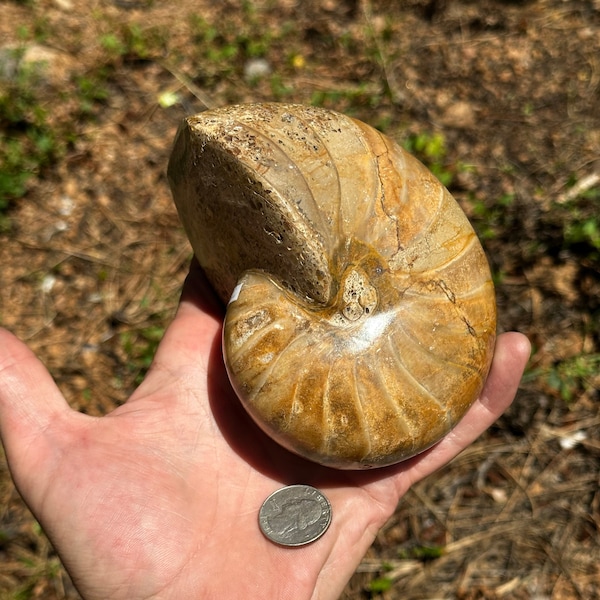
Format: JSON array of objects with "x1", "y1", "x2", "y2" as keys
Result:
[{"x1": 0, "y1": 265, "x2": 530, "y2": 600}]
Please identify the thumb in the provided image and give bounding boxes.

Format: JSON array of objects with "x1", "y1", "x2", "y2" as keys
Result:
[{"x1": 0, "y1": 328, "x2": 74, "y2": 489}]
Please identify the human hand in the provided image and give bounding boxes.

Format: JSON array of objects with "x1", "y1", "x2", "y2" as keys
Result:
[{"x1": 0, "y1": 263, "x2": 530, "y2": 600}]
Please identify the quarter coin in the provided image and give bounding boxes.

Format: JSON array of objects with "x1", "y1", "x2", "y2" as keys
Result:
[{"x1": 258, "y1": 484, "x2": 332, "y2": 547}]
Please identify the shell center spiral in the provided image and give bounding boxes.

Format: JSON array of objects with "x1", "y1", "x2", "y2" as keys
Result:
[{"x1": 340, "y1": 267, "x2": 377, "y2": 322}]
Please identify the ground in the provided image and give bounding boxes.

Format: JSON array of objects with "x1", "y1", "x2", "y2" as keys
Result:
[{"x1": 0, "y1": 0, "x2": 599, "y2": 598}]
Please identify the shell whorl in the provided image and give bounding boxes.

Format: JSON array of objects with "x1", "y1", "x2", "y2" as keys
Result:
[{"x1": 167, "y1": 103, "x2": 497, "y2": 469}]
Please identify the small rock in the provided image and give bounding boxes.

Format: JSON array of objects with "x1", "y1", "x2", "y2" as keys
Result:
[
  {"x1": 3, "y1": 44, "x2": 77, "y2": 88},
  {"x1": 440, "y1": 100, "x2": 476, "y2": 129},
  {"x1": 22, "y1": 45, "x2": 63, "y2": 77},
  {"x1": 58, "y1": 195, "x2": 75, "y2": 217},
  {"x1": 244, "y1": 58, "x2": 271, "y2": 82},
  {"x1": 0, "y1": 46, "x2": 21, "y2": 80},
  {"x1": 53, "y1": 0, "x2": 74, "y2": 10},
  {"x1": 40, "y1": 274, "x2": 57, "y2": 294}
]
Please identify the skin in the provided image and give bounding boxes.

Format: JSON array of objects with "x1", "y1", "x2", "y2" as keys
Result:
[{"x1": 0, "y1": 262, "x2": 530, "y2": 600}]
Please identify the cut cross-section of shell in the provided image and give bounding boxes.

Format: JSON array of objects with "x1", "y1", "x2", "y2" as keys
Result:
[{"x1": 167, "y1": 103, "x2": 497, "y2": 469}]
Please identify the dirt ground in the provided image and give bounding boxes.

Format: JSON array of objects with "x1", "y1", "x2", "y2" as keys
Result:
[{"x1": 0, "y1": 0, "x2": 599, "y2": 598}]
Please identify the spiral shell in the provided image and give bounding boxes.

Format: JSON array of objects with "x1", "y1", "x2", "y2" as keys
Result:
[{"x1": 167, "y1": 103, "x2": 496, "y2": 469}]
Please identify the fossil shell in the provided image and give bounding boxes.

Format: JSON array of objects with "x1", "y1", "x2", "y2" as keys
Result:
[{"x1": 167, "y1": 103, "x2": 496, "y2": 469}]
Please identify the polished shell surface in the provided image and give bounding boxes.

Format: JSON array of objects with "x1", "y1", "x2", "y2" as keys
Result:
[{"x1": 167, "y1": 103, "x2": 497, "y2": 469}]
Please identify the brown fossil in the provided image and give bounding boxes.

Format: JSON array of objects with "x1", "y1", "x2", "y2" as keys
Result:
[{"x1": 167, "y1": 103, "x2": 496, "y2": 469}]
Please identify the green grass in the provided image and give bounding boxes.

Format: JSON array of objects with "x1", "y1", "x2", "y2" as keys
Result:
[
  {"x1": 544, "y1": 353, "x2": 600, "y2": 403},
  {"x1": 468, "y1": 192, "x2": 516, "y2": 241},
  {"x1": 560, "y1": 185, "x2": 600, "y2": 262},
  {"x1": 0, "y1": 48, "x2": 62, "y2": 216},
  {"x1": 188, "y1": 9, "x2": 274, "y2": 84},
  {"x1": 100, "y1": 22, "x2": 167, "y2": 62},
  {"x1": 120, "y1": 326, "x2": 165, "y2": 385},
  {"x1": 0, "y1": 17, "x2": 168, "y2": 218},
  {"x1": 309, "y1": 84, "x2": 383, "y2": 112},
  {"x1": 368, "y1": 576, "x2": 394, "y2": 594},
  {"x1": 402, "y1": 131, "x2": 455, "y2": 188}
]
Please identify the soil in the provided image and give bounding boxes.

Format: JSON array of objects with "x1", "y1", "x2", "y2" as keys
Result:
[{"x1": 0, "y1": 0, "x2": 599, "y2": 598}]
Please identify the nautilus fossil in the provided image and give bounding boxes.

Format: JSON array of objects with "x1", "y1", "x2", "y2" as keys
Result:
[{"x1": 167, "y1": 103, "x2": 496, "y2": 469}]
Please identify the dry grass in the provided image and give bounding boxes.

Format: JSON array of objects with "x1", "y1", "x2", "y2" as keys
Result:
[{"x1": 1, "y1": 0, "x2": 599, "y2": 598}]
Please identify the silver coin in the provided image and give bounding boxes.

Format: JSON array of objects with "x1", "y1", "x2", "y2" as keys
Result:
[{"x1": 259, "y1": 484, "x2": 332, "y2": 547}]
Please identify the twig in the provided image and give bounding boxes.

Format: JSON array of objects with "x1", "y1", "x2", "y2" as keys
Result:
[{"x1": 556, "y1": 172, "x2": 599, "y2": 204}]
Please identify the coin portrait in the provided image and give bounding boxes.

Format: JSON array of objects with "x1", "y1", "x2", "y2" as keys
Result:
[{"x1": 259, "y1": 485, "x2": 332, "y2": 547}]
